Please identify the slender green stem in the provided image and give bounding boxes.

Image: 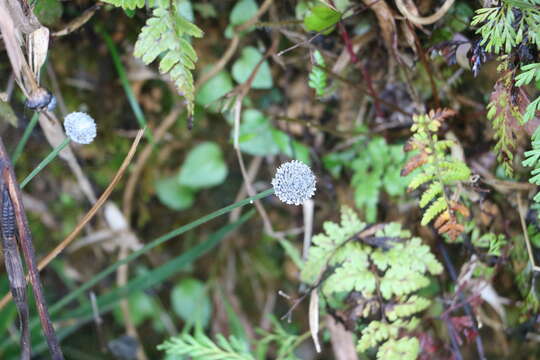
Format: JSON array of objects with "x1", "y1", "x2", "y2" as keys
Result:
[
  {"x1": 97, "y1": 26, "x2": 153, "y2": 143},
  {"x1": 12, "y1": 113, "x2": 39, "y2": 164},
  {"x1": 19, "y1": 138, "x2": 70, "y2": 189}
]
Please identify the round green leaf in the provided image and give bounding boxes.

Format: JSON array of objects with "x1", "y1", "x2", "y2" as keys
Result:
[
  {"x1": 238, "y1": 109, "x2": 280, "y2": 156},
  {"x1": 232, "y1": 47, "x2": 273, "y2": 89},
  {"x1": 155, "y1": 176, "x2": 195, "y2": 211},
  {"x1": 230, "y1": 0, "x2": 258, "y2": 25},
  {"x1": 195, "y1": 70, "x2": 234, "y2": 111},
  {"x1": 304, "y1": 4, "x2": 341, "y2": 34},
  {"x1": 113, "y1": 292, "x2": 157, "y2": 327},
  {"x1": 178, "y1": 142, "x2": 228, "y2": 189},
  {"x1": 171, "y1": 278, "x2": 212, "y2": 327}
]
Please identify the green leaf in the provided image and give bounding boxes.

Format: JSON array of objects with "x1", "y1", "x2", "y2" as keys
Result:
[
  {"x1": 272, "y1": 130, "x2": 311, "y2": 165},
  {"x1": 230, "y1": 0, "x2": 258, "y2": 25},
  {"x1": 238, "y1": 109, "x2": 280, "y2": 156},
  {"x1": 232, "y1": 47, "x2": 273, "y2": 89},
  {"x1": 304, "y1": 4, "x2": 341, "y2": 34},
  {"x1": 156, "y1": 176, "x2": 195, "y2": 211},
  {"x1": 35, "y1": 0, "x2": 63, "y2": 26},
  {"x1": 308, "y1": 50, "x2": 327, "y2": 96},
  {"x1": 195, "y1": 70, "x2": 234, "y2": 109},
  {"x1": 171, "y1": 278, "x2": 212, "y2": 327},
  {"x1": 226, "y1": 0, "x2": 259, "y2": 37},
  {"x1": 178, "y1": 142, "x2": 228, "y2": 189},
  {"x1": 113, "y1": 291, "x2": 157, "y2": 326}
]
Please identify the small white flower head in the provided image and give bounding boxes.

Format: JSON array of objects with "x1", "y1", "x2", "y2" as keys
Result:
[
  {"x1": 64, "y1": 112, "x2": 96, "y2": 144},
  {"x1": 272, "y1": 160, "x2": 316, "y2": 205}
]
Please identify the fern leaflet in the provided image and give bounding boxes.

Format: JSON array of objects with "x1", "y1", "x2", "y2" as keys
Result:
[
  {"x1": 308, "y1": 50, "x2": 327, "y2": 97},
  {"x1": 158, "y1": 332, "x2": 254, "y2": 360},
  {"x1": 134, "y1": 6, "x2": 203, "y2": 116},
  {"x1": 100, "y1": 0, "x2": 145, "y2": 10}
]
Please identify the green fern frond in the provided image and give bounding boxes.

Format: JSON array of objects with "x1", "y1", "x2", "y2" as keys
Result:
[
  {"x1": 357, "y1": 319, "x2": 419, "y2": 354},
  {"x1": 408, "y1": 171, "x2": 434, "y2": 191},
  {"x1": 302, "y1": 209, "x2": 441, "y2": 359},
  {"x1": 323, "y1": 246, "x2": 376, "y2": 295},
  {"x1": 421, "y1": 195, "x2": 447, "y2": 226},
  {"x1": 524, "y1": 128, "x2": 540, "y2": 203},
  {"x1": 385, "y1": 296, "x2": 431, "y2": 322},
  {"x1": 377, "y1": 337, "x2": 420, "y2": 360},
  {"x1": 515, "y1": 63, "x2": 540, "y2": 87},
  {"x1": 524, "y1": 96, "x2": 540, "y2": 123},
  {"x1": 404, "y1": 110, "x2": 471, "y2": 239},
  {"x1": 158, "y1": 332, "x2": 254, "y2": 360},
  {"x1": 134, "y1": 6, "x2": 203, "y2": 116},
  {"x1": 308, "y1": 50, "x2": 327, "y2": 97},
  {"x1": 419, "y1": 183, "x2": 443, "y2": 208},
  {"x1": 100, "y1": 0, "x2": 144, "y2": 10},
  {"x1": 301, "y1": 207, "x2": 366, "y2": 284}
]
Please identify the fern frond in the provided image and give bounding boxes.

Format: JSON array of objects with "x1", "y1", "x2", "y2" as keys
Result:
[
  {"x1": 308, "y1": 50, "x2": 327, "y2": 97},
  {"x1": 421, "y1": 196, "x2": 448, "y2": 226},
  {"x1": 515, "y1": 63, "x2": 540, "y2": 87},
  {"x1": 408, "y1": 171, "x2": 434, "y2": 191},
  {"x1": 377, "y1": 337, "x2": 420, "y2": 360},
  {"x1": 302, "y1": 209, "x2": 441, "y2": 359},
  {"x1": 100, "y1": 0, "x2": 144, "y2": 10},
  {"x1": 524, "y1": 96, "x2": 540, "y2": 123},
  {"x1": 404, "y1": 110, "x2": 471, "y2": 240},
  {"x1": 385, "y1": 296, "x2": 431, "y2": 322},
  {"x1": 134, "y1": 7, "x2": 203, "y2": 116},
  {"x1": 301, "y1": 207, "x2": 366, "y2": 284},
  {"x1": 158, "y1": 332, "x2": 254, "y2": 360},
  {"x1": 419, "y1": 182, "x2": 443, "y2": 208}
]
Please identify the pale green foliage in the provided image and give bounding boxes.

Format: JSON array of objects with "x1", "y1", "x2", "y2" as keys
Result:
[
  {"x1": 323, "y1": 137, "x2": 412, "y2": 222},
  {"x1": 377, "y1": 337, "x2": 421, "y2": 360},
  {"x1": 515, "y1": 63, "x2": 540, "y2": 123},
  {"x1": 158, "y1": 332, "x2": 254, "y2": 360},
  {"x1": 522, "y1": 127, "x2": 540, "y2": 203},
  {"x1": 308, "y1": 50, "x2": 327, "y2": 96},
  {"x1": 301, "y1": 208, "x2": 442, "y2": 359},
  {"x1": 256, "y1": 316, "x2": 305, "y2": 360},
  {"x1": 100, "y1": 0, "x2": 144, "y2": 10},
  {"x1": 471, "y1": 1, "x2": 540, "y2": 54},
  {"x1": 134, "y1": 6, "x2": 203, "y2": 116},
  {"x1": 301, "y1": 207, "x2": 366, "y2": 284},
  {"x1": 356, "y1": 319, "x2": 419, "y2": 358},
  {"x1": 403, "y1": 110, "x2": 471, "y2": 238}
]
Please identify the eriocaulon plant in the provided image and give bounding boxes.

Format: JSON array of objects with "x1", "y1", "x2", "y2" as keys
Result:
[{"x1": 19, "y1": 112, "x2": 97, "y2": 189}]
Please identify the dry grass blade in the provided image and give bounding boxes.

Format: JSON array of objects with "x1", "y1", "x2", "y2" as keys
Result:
[{"x1": 309, "y1": 290, "x2": 321, "y2": 353}]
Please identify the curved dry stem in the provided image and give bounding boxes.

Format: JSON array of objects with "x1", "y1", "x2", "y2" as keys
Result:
[{"x1": 395, "y1": 0, "x2": 455, "y2": 25}]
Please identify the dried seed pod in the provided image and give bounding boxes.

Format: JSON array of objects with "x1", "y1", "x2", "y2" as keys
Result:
[
  {"x1": 272, "y1": 160, "x2": 316, "y2": 205},
  {"x1": 64, "y1": 112, "x2": 96, "y2": 144}
]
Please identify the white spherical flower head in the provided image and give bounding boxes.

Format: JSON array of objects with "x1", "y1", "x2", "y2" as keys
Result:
[
  {"x1": 272, "y1": 160, "x2": 316, "y2": 205},
  {"x1": 64, "y1": 112, "x2": 96, "y2": 144}
]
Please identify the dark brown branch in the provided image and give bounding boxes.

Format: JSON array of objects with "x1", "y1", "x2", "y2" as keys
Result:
[
  {"x1": 0, "y1": 137, "x2": 64, "y2": 360},
  {"x1": 1, "y1": 186, "x2": 30, "y2": 360}
]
